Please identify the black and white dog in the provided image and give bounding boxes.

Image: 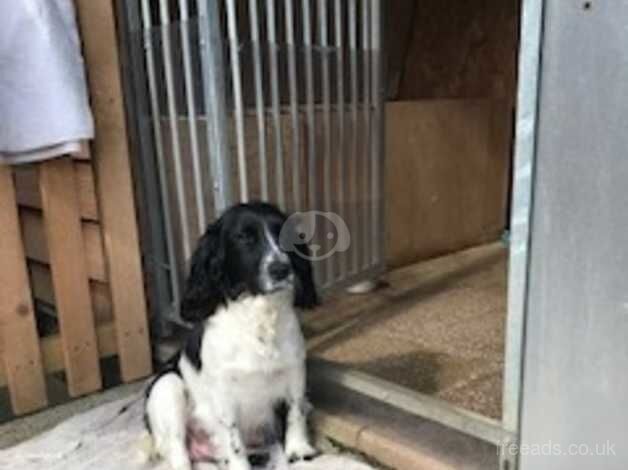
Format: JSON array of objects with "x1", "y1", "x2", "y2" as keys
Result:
[{"x1": 144, "y1": 202, "x2": 319, "y2": 470}]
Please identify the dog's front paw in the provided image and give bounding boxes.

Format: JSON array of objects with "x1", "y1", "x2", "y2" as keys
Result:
[
  {"x1": 224, "y1": 457, "x2": 252, "y2": 470},
  {"x1": 286, "y1": 440, "x2": 320, "y2": 463}
]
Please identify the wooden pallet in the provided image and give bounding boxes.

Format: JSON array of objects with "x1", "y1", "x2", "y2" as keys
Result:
[{"x1": 0, "y1": 0, "x2": 152, "y2": 415}]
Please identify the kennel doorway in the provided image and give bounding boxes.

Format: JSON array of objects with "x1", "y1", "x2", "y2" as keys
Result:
[
  {"x1": 118, "y1": 0, "x2": 386, "y2": 333},
  {"x1": 117, "y1": 1, "x2": 532, "y2": 469}
]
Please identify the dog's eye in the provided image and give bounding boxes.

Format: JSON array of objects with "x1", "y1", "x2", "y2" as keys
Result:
[{"x1": 235, "y1": 230, "x2": 256, "y2": 245}]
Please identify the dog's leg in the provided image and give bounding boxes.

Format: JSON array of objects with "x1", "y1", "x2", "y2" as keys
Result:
[
  {"x1": 145, "y1": 373, "x2": 191, "y2": 470},
  {"x1": 194, "y1": 393, "x2": 250, "y2": 470},
  {"x1": 284, "y1": 365, "x2": 318, "y2": 462}
]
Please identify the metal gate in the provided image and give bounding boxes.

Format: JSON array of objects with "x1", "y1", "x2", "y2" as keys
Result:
[{"x1": 117, "y1": 0, "x2": 385, "y2": 330}]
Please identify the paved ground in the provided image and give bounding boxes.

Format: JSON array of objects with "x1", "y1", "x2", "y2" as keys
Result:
[
  {"x1": 1, "y1": 242, "x2": 505, "y2": 468},
  {"x1": 305, "y1": 242, "x2": 507, "y2": 419}
]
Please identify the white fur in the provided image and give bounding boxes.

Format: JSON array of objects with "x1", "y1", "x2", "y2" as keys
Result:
[
  {"x1": 145, "y1": 290, "x2": 315, "y2": 470},
  {"x1": 259, "y1": 226, "x2": 292, "y2": 293}
]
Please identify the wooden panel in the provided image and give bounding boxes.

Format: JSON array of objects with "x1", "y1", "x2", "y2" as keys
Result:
[
  {"x1": 14, "y1": 161, "x2": 99, "y2": 221},
  {"x1": 0, "y1": 165, "x2": 48, "y2": 414},
  {"x1": 395, "y1": 0, "x2": 520, "y2": 102},
  {"x1": 20, "y1": 208, "x2": 107, "y2": 282},
  {"x1": 386, "y1": 100, "x2": 512, "y2": 268},
  {"x1": 29, "y1": 262, "x2": 113, "y2": 324},
  {"x1": 39, "y1": 158, "x2": 102, "y2": 396},
  {"x1": 0, "y1": 323, "x2": 118, "y2": 388},
  {"x1": 385, "y1": 0, "x2": 417, "y2": 99},
  {"x1": 75, "y1": 0, "x2": 152, "y2": 382}
]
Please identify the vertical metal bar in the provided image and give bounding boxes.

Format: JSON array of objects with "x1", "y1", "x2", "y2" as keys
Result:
[
  {"x1": 504, "y1": 0, "x2": 545, "y2": 439},
  {"x1": 249, "y1": 0, "x2": 269, "y2": 200},
  {"x1": 370, "y1": 0, "x2": 384, "y2": 267},
  {"x1": 361, "y1": 0, "x2": 371, "y2": 270},
  {"x1": 302, "y1": 0, "x2": 317, "y2": 211},
  {"x1": 179, "y1": 0, "x2": 205, "y2": 233},
  {"x1": 140, "y1": 0, "x2": 181, "y2": 306},
  {"x1": 334, "y1": 0, "x2": 346, "y2": 280},
  {"x1": 348, "y1": 0, "x2": 359, "y2": 273},
  {"x1": 266, "y1": 0, "x2": 285, "y2": 208},
  {"x1": 158, "y1": 0, "x2": 192, "y2": 260},
  {"x1": 118, "y1": 0, "x2": 173, "y2": 336},
  {"x1": 198, "y1": 0, "x2": 234, "y2": 213},
  {"x1": 318, "y1": 0, "x2": 333, "y2": 284},
  {"x1": 225, "y1": 0, "x2": 249, "y2": 202},
  {"x1": 284, "y1": 0, "x2": 302, "y2": 211}
]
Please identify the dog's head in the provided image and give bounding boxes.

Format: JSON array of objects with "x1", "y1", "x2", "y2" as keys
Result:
[{"x1": 180, "y1": 202, "x2": 319, "y2": 322}]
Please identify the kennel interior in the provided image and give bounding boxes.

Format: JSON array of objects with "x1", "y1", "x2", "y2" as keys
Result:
[{"x1": 119, "y1": 0, "x2": 525, "y2": 467}]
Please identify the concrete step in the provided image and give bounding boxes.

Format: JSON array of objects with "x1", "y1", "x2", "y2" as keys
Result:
[{"x1": 311, "y1": 381, "x2": 499, "y2": 470}]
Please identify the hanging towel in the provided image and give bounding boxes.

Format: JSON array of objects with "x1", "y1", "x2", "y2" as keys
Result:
[{"x1": 0, "y1": 0, "x2": 94, "y2": 165}]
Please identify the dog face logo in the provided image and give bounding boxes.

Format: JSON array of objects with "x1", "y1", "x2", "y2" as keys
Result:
[{"x1": 279, "y1": 211, "x2": 351, "y2": 261}]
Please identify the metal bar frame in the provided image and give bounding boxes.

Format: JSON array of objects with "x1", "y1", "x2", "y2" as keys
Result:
[
  {"x1": 302, "y1": 0, "x2": 317, "y2": 212},
  {"x1": 139, "y1": 0, "x2": 182, "y2": 308},
  {"x1": 115, "y1": 0, "x2": 174, "y2": 337},
  {"x1": 311, "y1": 3, "x2": 538, "y2": 468},
  {"x1": 225, "y1": 0, "x2": 249, "y2": 202},
  {"x1": 158, "y1": 0, "x2": 192, "y2": 260},
  {"x1": 266, "y1": 0, "x2": 286, "y2": 209},
  {"x1": 284, "y1": 0, "x2": 302, "y2": 211},
  {"x1": 370, "y1": 0, "x2": 384, "y2": 267},
  {"x1": 334, "y1": 0, "x2": 347, "y2": 279},
  {"x1": 248, "y1": 0, "x2": 269, "y2": 200},
  {"x1": 122, "y1": 5, "x2": 535, "y2": 465},
  {"x1": 310, "y1": 359, "x2": 516, "y2": 447},
  {"x1": 318, "y1": 0, "x2": 333, "y2": 285},
  {"x1": 198, "y1": 0, "x2": 234, "y2": 213},
  {"x1": 179, "y1": 0, "x2": 206, "y2": 232},
  {"x1": 503, "y1": 0, "x2": 544, "y2": 434},
  {"x1": 348, "y1": 0, "x2": 360, "y2": 274},
  {"x1": 360, "y1": 0, "x2": 371, "y2": 270}
]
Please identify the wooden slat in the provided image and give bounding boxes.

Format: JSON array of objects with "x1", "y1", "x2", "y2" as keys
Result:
[
  {"x1": 14, "y1": 162, "x2": 99, "y2": 221},
  {"x1": 0, "y1": 323, "x2": 119, "y2": 388},
  {"x1": 29, "y1": 262, "x2": 114, "y2": 324},
  {"x1": 75, "y1": 0, "x2": 152, "y2": 382},
  {"x1": 20, "y1": 208, "x2": 107, "y2": 282},
  {"x1": 0, "y1": 165, "x2": 48, "y2": 414},
  {"x1": 39, "y1": 157, "x2": 102, "y2": 397}
]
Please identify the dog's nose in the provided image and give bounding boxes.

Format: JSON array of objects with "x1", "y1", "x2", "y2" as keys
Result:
[{"x1": 268, "y1": 261, "x2": 291, "y2": 281}]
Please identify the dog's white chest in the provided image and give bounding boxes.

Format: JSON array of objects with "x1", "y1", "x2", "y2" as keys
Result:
[{"x1": 181, "y1": 294, "x2": 305, "y2": 429}]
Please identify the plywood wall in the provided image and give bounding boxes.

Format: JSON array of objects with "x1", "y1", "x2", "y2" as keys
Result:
[
  {"x1": 387, "y1": 0, "x2": 520, "y2": 103},
  {"x1": 386, "y1": 100, "x2": 512, "y2": 268}
]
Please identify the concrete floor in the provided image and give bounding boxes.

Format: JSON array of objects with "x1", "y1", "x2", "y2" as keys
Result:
[
  {"x1": 305, "y1": 242, "x2": 507, "y2": 419},
  {"x1": 1, "y1": 242, "x2": 506, "y2": 467}
]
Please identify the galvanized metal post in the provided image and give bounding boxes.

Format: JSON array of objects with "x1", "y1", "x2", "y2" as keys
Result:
[
  {"x1": 504, "y1": 0, "x2": 545, "y2": 441},
  {"x1": 179, "y1": 0, "x2": 207, "y2": 234},
  {"x1": 140, "y1": 0, "x2": 182, "y2": 308},
  {"x1": 370, "y1": 0, "x2": 385, "y2": 267},
  {"x1": 198, "y1": 0, "x2": 234, "y2": 213},
  {"x1": 116, "y1": 0, "x2": 174, "y2": 337}
]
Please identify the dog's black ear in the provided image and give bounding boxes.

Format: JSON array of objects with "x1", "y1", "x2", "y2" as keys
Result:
[
  {"x1": 291, "y1": 243, "x2": 319, "y2": 309},
  {"x1": 180, "y1": 218, "x2": 225, "y2": 322}
]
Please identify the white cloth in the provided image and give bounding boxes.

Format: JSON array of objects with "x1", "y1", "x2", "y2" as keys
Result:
[
  {"x1": 0, "y1": 393, "x2": 376, "y2": 470},
  {"x1": 0, "y1": 0, "x2": 94, "y2": 165}
]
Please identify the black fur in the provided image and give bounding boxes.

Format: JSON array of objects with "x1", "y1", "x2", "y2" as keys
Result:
[
  {"x1": 143, "y1": 365, "x2": 181, "y2": 433},
  {"x1": 182, "y1": 325, "x2": 204, "y2": 370},
  {"x1": 180, "y1": 202, "x2": 319, "y2": 323},
  {"x1": 289, "y1": 243, "x2": 318, "y2": 309}
]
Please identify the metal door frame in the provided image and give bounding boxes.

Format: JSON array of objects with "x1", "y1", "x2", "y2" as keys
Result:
[{"x1": 115, "y1": 1, "x2": 541, "y2": 468}]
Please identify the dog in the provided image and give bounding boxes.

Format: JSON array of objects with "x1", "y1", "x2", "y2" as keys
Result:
[{"x1": 144, "y1": 202, "x2": 319, "y2": 470}]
